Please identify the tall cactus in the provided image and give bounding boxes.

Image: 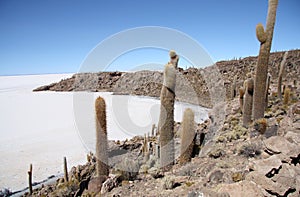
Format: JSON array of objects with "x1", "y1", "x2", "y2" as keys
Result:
[
  {"x1": 179, "y1": 108, "x2": 195, "y2": 165},
  {"x1": 95, "y1": 96, "x2": 109, "y2": 180},
  {"x1": 243, "y1": 78, "x2": 254, "y2": 127},
  {"x1": 159, "y1": 62, "x2": 176, "y2": 170},
  {"x1": 253, "y1": 0, "x2": 278, "y2": 120},
  {"x1": 277, "y1": 51, "x2": 288, "y2": 100}
]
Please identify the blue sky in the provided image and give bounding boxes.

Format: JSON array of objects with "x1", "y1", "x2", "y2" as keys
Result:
[{"x1": 0, "y1": 0, "x2": 299, "y2": 75}]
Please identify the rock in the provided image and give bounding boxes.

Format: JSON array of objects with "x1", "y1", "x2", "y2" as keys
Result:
[
  {"x1": 162, "y1": 176, "x2": 175, "y2": 190},
  {"x1": 271, "y1": 164, "x2": 299, "y2": 193},
  {"x1": 246, "y1": 171, "x2": 297, "y2": 197},
  {"x1": 208, "y1": 170, "x2": 224, "y2": 184},
  {"x1": 263, "y1": 136, "x2": 298, "y2": 155},
  {"x1": 264, "y1": 124, "x2": 278, "y2": 138},
  {"x1": 250, "y1": 155, "x2": 282, "y2": 177},
  {"x1": 101, "y1": 174, "x2": 121, "y2": 194},
  {"x1": 218, "y1": 180, "x2": 264, "y2": 197},
  {"x1": 85, "y1": 177, "x2": 105, "y2": 195},
  {"x1": 285, "y1": 131, "x2": 300, "y2": 144}
]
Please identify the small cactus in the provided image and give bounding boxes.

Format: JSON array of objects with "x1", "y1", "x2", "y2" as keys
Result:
[
  {"x1": 254, "y1": 118, "x2": 267, "y2": 135},
  {"x1": 63, "y1": 157, "x2": 69, "y2": 182},
  {"x1": 277, "y1": 51, "x2": 288, "y2": 100},
  {"x1": 243, "y1": 78, "x2": 254, "y2": 127},
  {"x1": 158, "y1": 62, "x2": 176, "y2": 170},
  {"x1": 231, "y1": 75, "x2": 237, "y2": 99},
  {"x1": 283, "y1": 88, "x2": 290, "y2": 105},
  {"x1": 239, "y1": 87, "x2": 245, "y2": 113},
  {"x1": 265, "y1": 73, "x2": 271, "y2": 109},
  {"x1": 95, "y1": 96, "x2": 109, "y2": 180},
  {"x1": 179, "y1": 108, "x2": 195, "y2": 165},
  {"x1": 28, "y1": 164, "x2": 33, "y2": 195}
]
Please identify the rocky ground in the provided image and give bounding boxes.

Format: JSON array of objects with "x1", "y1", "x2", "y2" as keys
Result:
[
  {"x1": 22, "y1": 88, "x2": 300, "y2": 197},
  {"x1": 17, "y1": 49, "x2": 300, "y2": 196}
]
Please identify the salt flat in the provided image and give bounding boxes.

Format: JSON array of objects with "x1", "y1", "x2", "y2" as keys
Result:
[{"x1": 0, "y1": 74, "x2": 208, "y2": 192}]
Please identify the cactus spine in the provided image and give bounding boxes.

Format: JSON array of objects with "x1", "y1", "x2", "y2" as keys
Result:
[
  {"x1": 278, "y1": 51, "x2": 288, "y2": 100},
  {"x1": 243, "y1": 78, "x2": 254, "y2": 127},
  {"x1": 253, "y1": 0, "x2": 278, "y2": 120},
  {"x1": 159, "y1": 62, "x2": 176, "y2": 170},
  {"x1": 95, "y1": 96, "x2": 109, "y2": 180},
  {"x1": 179, "y1": 108, "x2": 195, "y2": 165}
]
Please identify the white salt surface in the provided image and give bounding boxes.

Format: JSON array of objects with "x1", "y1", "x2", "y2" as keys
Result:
[{"x1": 0, "y1": 74, "x2": 209, "y2": 192}]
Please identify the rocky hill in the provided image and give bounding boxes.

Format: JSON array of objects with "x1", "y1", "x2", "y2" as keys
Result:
[{"x1": 33, "y1": 50, "x2": 300, "y2": 108}]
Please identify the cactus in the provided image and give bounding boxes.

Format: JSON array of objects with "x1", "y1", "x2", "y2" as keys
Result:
[
  {"x1": 253, "y1": 0, "x2": 278, "y2": 120},
  {"x1": 95, "y1": 96, "x2": 109, "y2": 180},
  {"x1": 158, "y1": 62, "x2": 176, "y2": 170},
  {"x1": 254, "y1": 118, "x2": 267, "y2": 135},
  {"x1": 283, "y1": 87, "x2": 290, "y2": 105},
  {"x1": 231, "y1": 75, "x2": 237, "y2": 99},
  {"x1": 239, "y1": 87, "x2": 245, "y2": 113},
  {"x1": 243, "y1": 78, "x2": 254, "y2": 127},
  {"x1": 151, "y1": 124, "x2": 156, "y2": 136},
  {"x1": 28, "y1": 164, "x2": 33, "y2": 194},
  {"x1": 278, "y1": 51, "x2": 288, "y2": 100},
  {"x1": 63, "y1": 157, "x2": 69, "y2": 182},
  {"x1": 142, "y1": 134, "x2": 150, "y2": 163},
  {"x1": 179, "y1": 108, "x2": 195, "y2": 165},
  {"x1": 265, "y1": 73, "x2": 271, "y2": 109}
]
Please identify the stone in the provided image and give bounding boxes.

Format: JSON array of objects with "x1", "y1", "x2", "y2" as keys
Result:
[
  {"x1": 271, "y1": 164, "x2": 298, "y2": 191},
  {"x1": 208, "y1": 170, "x2": 224, "y2": 184},
  {"x1": 250, "y1": 155, "x2": 282, "y2": 177},
  {"x1": 263, "y1": 136, "x2": 298, "y2": 155},
  {"x1": 285, "y1": 131, "x2": 300, "y2": 144},
  {"x1": 218, "y1": 180, "x2": 264, "y2": 197},
  {"x1": 101, "y1": 174, "x2": 121, "y2": 194},
  {"x1": 246, "y1": 171, "x2": 298, "y2": 197}
]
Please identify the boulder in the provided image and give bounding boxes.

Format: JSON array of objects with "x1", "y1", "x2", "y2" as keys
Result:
[
  {"x1": 246, "y1": 171, "x2": 298, "y2": 197},
  {"x1": 218, "y1": 180, "x2": 264, "y2": 197},
  {"x1": 250, "y1": 155, "x2": 282, "y2": 177},
  {"x1": 101, "y1": 174, "x2": 121, "y2": 194},
  {"x1": 263, "y1": 136, "x2": 299, "y2": 155}
]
